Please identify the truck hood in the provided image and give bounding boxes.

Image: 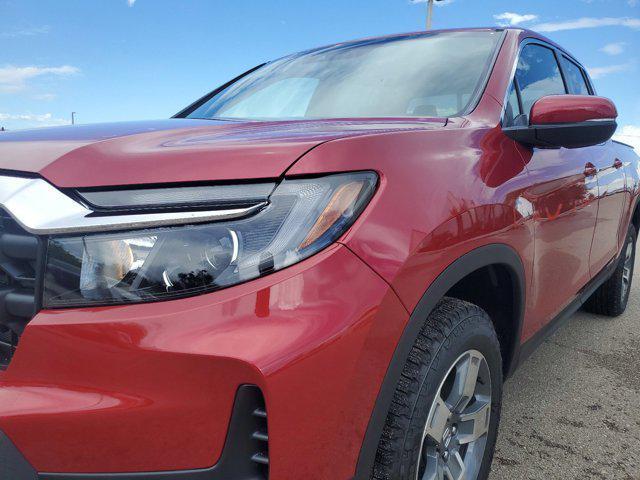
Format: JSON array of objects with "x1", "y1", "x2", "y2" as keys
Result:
[{"x1": 0, "y1": 118, "x2": 444, "y2": 188}]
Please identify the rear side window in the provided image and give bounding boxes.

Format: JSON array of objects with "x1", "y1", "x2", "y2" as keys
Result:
[
  {"x1": 515, "y1": 44, "x2": 566, "y2": 117},
  {"x1": 560, "y1": 56, "x2": 590, "y2": 95}
]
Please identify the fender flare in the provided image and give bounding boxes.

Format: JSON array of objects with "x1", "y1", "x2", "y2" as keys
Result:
[{"x1": 354, "y1": 243, "x2": 526, "y2": 479}]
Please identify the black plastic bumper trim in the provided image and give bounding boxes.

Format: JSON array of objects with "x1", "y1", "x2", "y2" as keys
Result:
[{"x1": 0, "y1": 431, "x2": 38, "y2": 480}]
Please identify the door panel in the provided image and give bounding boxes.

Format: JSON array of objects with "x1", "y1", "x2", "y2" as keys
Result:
[
  {"x1": 591, "y1": 146, "x2": 626, "y2": 274},
  {"x1": 518, "y1": 147, "x2": 599, "y2": 328}
]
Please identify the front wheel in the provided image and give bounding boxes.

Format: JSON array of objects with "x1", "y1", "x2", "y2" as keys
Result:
[{"x1": 372, "y1": 298, "x2": 503, "y2": 480}]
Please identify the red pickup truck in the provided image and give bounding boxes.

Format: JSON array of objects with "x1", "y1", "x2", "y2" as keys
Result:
[{"x1": 0, "y1": 27, "x2": 637, "y2": 480}]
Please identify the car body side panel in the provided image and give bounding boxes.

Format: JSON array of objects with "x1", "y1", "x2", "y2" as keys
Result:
[
  {"x1": 287, "y1": 122, "x2": 538, "y2": 340},
  {"x1": 618, "y1": 142, "x2": 640, "y2": 242},
  {"x1": 591, "y1": 145, "x2": 627, "y2": 275},
  {"x1": 513, "y1": 144, "x2": 599, "y2": 332}
]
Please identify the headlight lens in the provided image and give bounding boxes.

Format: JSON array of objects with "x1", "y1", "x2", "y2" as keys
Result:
[{"x1": 43, "y1": 172, "x2": 377, "y2": 308}]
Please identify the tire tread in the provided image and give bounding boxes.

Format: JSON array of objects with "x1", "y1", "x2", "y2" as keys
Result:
[
  {"x1": 371, "y1": 297, "x2": 501, "y2": 480},
  {"x1": 584, "y1": 225, "x2": 636, "y2": 317}
]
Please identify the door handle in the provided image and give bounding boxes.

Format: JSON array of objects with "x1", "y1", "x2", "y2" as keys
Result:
[
  {"x1": 613, "y1": 158, "x2": 623, "y2": 169},
  {"x1": 584, "y1": 162, "x2": 598, "y2": 177}
]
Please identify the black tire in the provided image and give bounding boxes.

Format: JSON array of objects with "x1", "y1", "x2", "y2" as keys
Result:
[
  {"x1": 371, "y1": 297, "x2": 503, "y2": 480},
  {"x1": 584, "y1": 224, "x2": 636, "y2": 317}
]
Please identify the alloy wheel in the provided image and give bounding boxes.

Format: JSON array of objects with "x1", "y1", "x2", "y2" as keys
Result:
[
  {"x1": 416, "y1": 350, "x2": 492, "y2": 480},
  {"x1": 621, "y1": 238, "x2": 634, "y2": 303}
]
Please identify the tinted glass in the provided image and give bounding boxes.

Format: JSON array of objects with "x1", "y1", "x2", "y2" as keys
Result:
[
  {"x1": 187, "y1": 31, "x2": 502, "y2": 119},
  {"x1": 515, "y1": 44, "x2": 566, "y2": 117},
  {"x1": 560, "y1": 56, "x2": 590, "y2": 95},
  {"x1": 504, "y1": 82, "x2": 522, "y2": 126}
]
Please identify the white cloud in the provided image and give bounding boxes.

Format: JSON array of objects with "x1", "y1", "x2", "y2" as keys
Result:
[
  {"x1": 614, "y1": 125, "x2": 640, "y2": 151},
  {"x1": 0, "y1": 65, "x2": 79, "y2": 93},
  {"x1": 0, "y1": 112, "x2": 69, "y2": 129},
  {"x1": 33, "y1": 93, "x2": 57, "y2": 101},
  {"x1": 0, "y1": 113, "x2": 57, "y2": 122},
  {"x1": 587, "y1": 62, "x2": 633, "y2": 79},
  {"x1": 582, "y1": 0, "x2": 638, "y2": 5},
  {"x1": 494, "y1": 12, "x2": 538, "y2": 26},
  {"x1": 599, "y1": 42, "x2": 626, "y2": 55},
  {"x1": 533, "y1": 17, "x2": 640, "y2": 32},
  {"x1": 127, "y1": 0, "x2": 136, "y2": 6},
  {"x1": 0, "y1": 26, "x2": 50, "y2": 38}
]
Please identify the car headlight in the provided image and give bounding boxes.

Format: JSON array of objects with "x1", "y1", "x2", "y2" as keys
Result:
[{"x1": 43, "y1": 172, "x2": 377, "y2": 308}]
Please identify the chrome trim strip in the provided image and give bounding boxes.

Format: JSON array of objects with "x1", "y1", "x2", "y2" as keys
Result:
[
  {"x1": 585, "y1": 118, "x2": 616, "y2": 123},
  {"x1": 0, "y1": 176, "x2": 266, "y2": 235}
]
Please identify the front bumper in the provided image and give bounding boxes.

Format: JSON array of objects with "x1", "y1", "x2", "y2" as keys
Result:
[{"x1": 0, "y1": 244, "x2": 408, "y2": 479}]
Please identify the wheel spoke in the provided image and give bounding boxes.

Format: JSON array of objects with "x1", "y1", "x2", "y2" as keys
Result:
[
  {"x1": 622, "y1": 241, "x2": 634, "y2": 300},
  {"x1": 457, "y1": 401, "x2": 491, "y2": 445},
  {"x1": 417, "y1": 348, "x2": 492, "y2": 480},
  {"x1": 424, "y1": 395, "x2": 452, "y2": 444},
  {"x1": 449, "y1": 352, "x2": 482, "y2": 412},
  {"x1": 443, "y1": 451, "x2": 466, "y2": 480},
  {"x1": 421, "y1": 447, "x2": 444, "y2": 480}
]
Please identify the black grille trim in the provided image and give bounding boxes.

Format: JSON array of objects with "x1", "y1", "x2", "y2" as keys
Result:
[
  {"x1": 250, "y1": 398, "x2": 269, "y2": 477},
  {"x1": 0, "y1": 210, "x2": 44, "y2": 369}
]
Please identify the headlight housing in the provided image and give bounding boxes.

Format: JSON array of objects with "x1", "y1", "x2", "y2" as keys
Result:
[{"x1": 43, "y1": 172, "x2": 377, "y2": 308}]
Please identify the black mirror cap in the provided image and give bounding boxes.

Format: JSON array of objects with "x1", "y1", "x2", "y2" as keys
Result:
[{"x1": 503, "y1": 120, "x2": 618, "y2": 149}]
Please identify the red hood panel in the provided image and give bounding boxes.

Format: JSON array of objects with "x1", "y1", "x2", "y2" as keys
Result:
[{"x1": 0, "y1": 118, "x2": 444, "y2": 188}]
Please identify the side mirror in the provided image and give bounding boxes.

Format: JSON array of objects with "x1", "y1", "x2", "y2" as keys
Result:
[{"x1": 503, "y1": 95, "x2": 618, "y2": 149}]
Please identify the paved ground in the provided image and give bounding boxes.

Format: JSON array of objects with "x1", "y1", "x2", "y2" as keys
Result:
[{"x1": 491, "y1": 257, "x2": 640, "y2": 480}]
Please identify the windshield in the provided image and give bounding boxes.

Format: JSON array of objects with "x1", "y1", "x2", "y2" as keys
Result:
[{"x1": 185, "y1": 31, "x2": 502, "y2": 120}]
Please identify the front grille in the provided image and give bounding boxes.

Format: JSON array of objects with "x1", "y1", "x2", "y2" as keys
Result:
[{"x1": 0, "y1": 211, "x2": 42, "y2": 368}]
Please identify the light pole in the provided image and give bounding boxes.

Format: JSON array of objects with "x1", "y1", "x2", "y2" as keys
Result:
[
  {"x1": 426, "y1": 0, "x2": 443, "y2": 30},
  {"x1": 71, "y1": 112, "x2": 76, "y2": 125}
]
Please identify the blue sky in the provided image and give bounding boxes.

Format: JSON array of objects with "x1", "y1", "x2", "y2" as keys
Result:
[{"x1": 1, "y1": 0, "x2": 638, "y2": 147}]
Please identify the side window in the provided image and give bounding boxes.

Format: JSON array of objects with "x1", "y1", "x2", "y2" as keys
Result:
[
  {"x1": 504, "y1": 82, "x2": 523, "y2": 126},
  {"x1": 559, "y1": 56, "x2": 590, "y2": 95},
  {"x1": 515, "y1": 44, "x2": 566, "y2": 118}
]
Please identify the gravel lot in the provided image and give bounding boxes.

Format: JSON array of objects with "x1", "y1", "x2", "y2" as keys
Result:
[{"x1": 491, "y1": 256, "x2": 640, "y2": 480}]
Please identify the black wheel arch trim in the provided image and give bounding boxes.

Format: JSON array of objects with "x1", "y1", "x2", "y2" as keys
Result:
[{"x1": 353, "y1": 243, "x2": 526, "y2": 480}]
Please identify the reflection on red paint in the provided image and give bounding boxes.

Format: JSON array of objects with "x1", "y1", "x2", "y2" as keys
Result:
[
  {"x1": 531, "y1": 95, "x2": 617, "y2": 125},
  {"x1": 255, "y1": 288, "x2": 271, "y2": 318}
]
